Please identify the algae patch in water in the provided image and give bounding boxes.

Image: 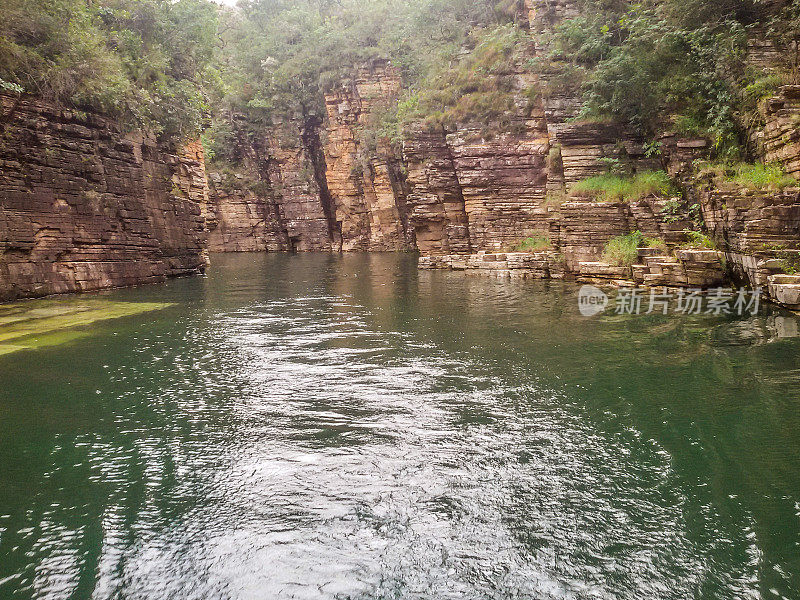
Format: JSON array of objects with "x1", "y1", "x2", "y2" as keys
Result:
[{"x1": 0, "y1": 299, "x2": 173, "y2": 355}]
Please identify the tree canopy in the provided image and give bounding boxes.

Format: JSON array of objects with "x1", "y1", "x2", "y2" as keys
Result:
[
  {"x1": 1, "y1": 0, "x2": 219, "y2": 141},
  {"x1": 2, "y1": 0, "x2": 799, "y2": 156}
]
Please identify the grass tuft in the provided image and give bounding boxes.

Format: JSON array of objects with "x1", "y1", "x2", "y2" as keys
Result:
[
  {"x1": 680, "y1": 230, "x2": 716, "y2": 250},
  {"x1": 511, "y1": 233, "x2": 552, "y2": 252},
  {"x1": 644, "y1": 237, "x2": 667, "y2": 250},
  {"x1": 698, "y1": 162, "x2": 797, "y2": 190},
  {"x1": 602, "y1": 231, "x2": 644, "y2": 267},
  {"x1": 572, "y1": 171, "x2": 679, "y2": 202},
  {"x1": 726, "y1": 163, "x2": 796, "y2": 190}
]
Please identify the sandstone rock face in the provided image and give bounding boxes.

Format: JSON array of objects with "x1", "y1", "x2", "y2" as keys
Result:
[
  {"x1": 447, "y1": 123, "x2": 553, "y2": 252},
  {"x1": 633, "y1": 249, "x2": 726, "y2": 288},
  {"x1": 205, "y1": 173, "x2": 287, "y2": 252},
  {"x1": 700, "y1": 183, "x2": 800, "y2": 293},
  {"x1": 419, "y1": 250, "x2": 564, "y2": 280},
  {"x1": 403, "y1": 120, "x2": 557, "y2": 255},
  {"x1": 526, "y1": 0, "x2": 580, "y2": 34},
  {"x1": 768, "y1": 274, "x2": 800, "y2": 311},
  {"x1": 400, "y1": 0, "x2": 665, "y2": 258},
  {"x1": 556, "y1": 123, "x2": 661, "y2": 189},
  {"x1": 261, "y1": 120, "x2": 336, "y2": 252},
  {"x1": 762, "y1": 86, "x2": 800, "y2": 178},
  {"x1": 746, "y1": 23, "x2": 788, "y2": 74},
  {"x1": 0, "y1": 94, "x2": 207, "y2": 300},
  {"x1": 204, "y1": 60, "x2": 411, "y2": 254},
  {"x1": 6, "y1": 6, "x2": 799, "y2": 310},
  {"x1": 205, "y1": 117, "x2": 335, "y2": 253},
  {"x1": 403, "y1": 129, "x2": 472, "y2": 256},
  {"x1": 323, "y1": 60, "x2": 412, "y2": 251},
  {"x1": 202, "y1": 1, "x2": 684, "y2": 264},
  {"x1": 527, "y1": 0, "x2": 631, "y2": 190},
  {"x1": 559, "y1": 199, "x2": 692, "y2": 270},
  {"x1": 401, "y1": 49, "x2": 560, "y2": 255}
]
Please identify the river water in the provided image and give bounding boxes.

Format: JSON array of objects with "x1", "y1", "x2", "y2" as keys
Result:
[{"x1": 1, "y1": 253, "x2": 799, "y2": 600}]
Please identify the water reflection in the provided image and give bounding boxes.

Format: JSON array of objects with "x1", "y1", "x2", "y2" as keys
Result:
[{"x1": 0, "y1": 253, "x2": 798, "y2": 599}]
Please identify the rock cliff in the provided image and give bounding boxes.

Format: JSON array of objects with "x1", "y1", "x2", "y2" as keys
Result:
[
  {"x1": 205, "y1": 116, "x2": 335, "y2": 253},
  {"x1": 204, "y1": 60, "x2": 411, "y2": 254},
  {"x1": 323, "y1": 59, "x2": 412, "y2": 251},
  {"x1": 202, "y1": 0, "x2": 672, "y2": 264},
  {"x1": 3, "y1": 0, "x2": 800, "y2": 310},
  {"x1": 0, "y1": 94, "x2": 207, "y2": 300}
]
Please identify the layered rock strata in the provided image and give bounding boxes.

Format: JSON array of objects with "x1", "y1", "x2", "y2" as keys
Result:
[
  {"x1": 205, "y1": 60, "x2": 411, "y2": 254},
  {"x1": 559, "y1": 199, "x2": 692, "y2": 270},
  {"x1": 0, "y1": 94, "x2": 207, "y2": 300},
  {"x1": 323, "y1": 59, "x2": 412, "y2": 251},
  {"x1": 761, "y1": 85, "x2": 800, "y2": 177},
  {"x1": 419, "y1": 250, "x2": 565, "y2": 280},
  {"x1": 402, "y1": 67, "x2": 557, "y2": 255},
  {"x1": 204, "y1": 116, "x2": 336, "y2": 253},
  {"x1": 700, "y1": 182, "x2": 800, "y2": 301},
  {"x1": 403, "y1": 129, "x2": 473, "y2": 256}
]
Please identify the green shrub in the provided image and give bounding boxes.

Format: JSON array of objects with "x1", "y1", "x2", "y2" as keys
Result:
[
  {"x1": 672, "y1": 114, "x2": 710, "y2": 138},
  {"x1": 726, "y1": 163, "x2": 796, "y2": 190},
  {"x1": 643, "y1": 236, "x2": 667, "y2": 250},
  {"x1": 511, "y1": 233, "x2": 552, "y2": 252},
  {"x1": 741, "y1": 73, "x2": 784, "y2": 109},
  {"x1": 780, "y1": 259, "x2": 799, "y2": 275},
  {"x1": 681, "y1": 230, "x2": 716, "y2": 249},
  {"x1": 0, "y1": 0, "x2": 219, "y2": 143},
  {"x1": 572, "y1": 170, "x2": 679, "y2": 202},
  {"x1": 0, "y1": 78, "x2": 24, "y2": 94},
  {"x1": 248, "y1": 180, "x2": 271, "y2": 197},
  {"x1": 538, "y1": 1, "x2": 749, "y2": 158},
  {"x1": 389, "y1": 24, "x2": 527, "y2": 133},
  {"x1": 759, "y1": 245, "x2": 800, "y2": 274},
  {"x1": 697, "y1": 161, "x2": 797, "y2": 190},
  {"x1": 602, "y1": 231, "x2": 644, "y2": 267}
]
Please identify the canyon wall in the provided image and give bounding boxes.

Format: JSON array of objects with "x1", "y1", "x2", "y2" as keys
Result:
[
  {"x1": 3, "y1": 0, "x2": 799, "y2": 307},
  {"x1": 323, "y1": 59, "x2": 412, "y2": 251},
  {"x1": 205, "y1": 117, "x2": 335, "y2": 253},
  {"x1": 761, "y1": 85, "x2": 800, "y2": 178},
  {"x1": 204, "y1": 60, "x2": 412, "y2": 254},
  {"x1": 0, "y1": 93, "x2": 207, "y2": 300},
  {"x1": 400, "y1": 0, "x2": 661, "y2": 258},
  {"x1": 203, "y1": 0, "x2": 663, "y2": 261},
  {"x1": 174, "y1": 0, "x2": 800, "y2": 310},
  {"x1": 401, "y1": 34, "x2": 555, "y2": 256},
  {"x1": 701, "y1": 182, "x2": 800, "y2": 288},
  {"x1": 405, "y1": 1, "x2": 800, "y2": 308}
]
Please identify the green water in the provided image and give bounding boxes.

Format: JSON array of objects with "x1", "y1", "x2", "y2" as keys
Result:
[{"x1": 1, "y1": 253, "x2": 799, "y2": 600}]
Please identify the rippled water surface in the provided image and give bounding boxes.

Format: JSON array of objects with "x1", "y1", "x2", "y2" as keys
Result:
[{"x1": 1, "y1": 253, "x2": 800, "y2": 600}]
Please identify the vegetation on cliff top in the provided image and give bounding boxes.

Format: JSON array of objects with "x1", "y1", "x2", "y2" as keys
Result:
[
  {"x1": 1, "y1": 0, "x2": 527, "y2": 152},
  {"x1": 207, "y1": 0, "x2": 523, "y2": 161},
  {"x1": 0, "y1": 0, "x2": 219, "y2": 142},
  {"x1": 380, "y1": 25, "x2": 530, "y2": 138},
  {"x1": 210, "y1": 0, "x2": 800, "y2": 161},
  {"x1": 539, "y1": 0, "x2": 800, "y2": 158},
  {"x1": 4, "y1": 0, "x2": 800, "y2": 159},
  {"x1": 681, "y1": 230, "x2": 717, "y2": 250}
]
